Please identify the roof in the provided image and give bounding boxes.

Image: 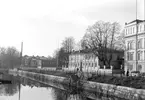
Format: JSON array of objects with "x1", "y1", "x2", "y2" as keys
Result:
[
  {"x1": 23, "y1": 55, "x2": 48, "y2": 60},
  {"x1": 71, "y1": 49, "x2": 92, "y2": 54},
  {"x1": 71, "y1": 48, "x2": 124, "y2": 55},
  {"x1": 126, "y1": 19, "x2": 145, "y2": 25}
]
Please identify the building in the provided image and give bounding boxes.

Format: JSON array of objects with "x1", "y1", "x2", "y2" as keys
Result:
[
  {"x1": 124, "y1": 19, "x2": 145, "y2": 73},
  {"x1": 68, "y1": 50, "x2": 99, "y2": 72},
  {"x1": 68, "y1": 49, "x2": 124, "y2": 73},
  {"x1": 22, "y1": 55, "x2": 57, "y2": 69},
  {"x1": 22, "y1": 55, "x2": 38, "y2": 68}
]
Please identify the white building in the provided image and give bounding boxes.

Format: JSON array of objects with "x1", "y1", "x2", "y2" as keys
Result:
[
  {"x1": 67, "y1": 49, "x2": 124, "y2": 75},
  {"x1": 124, "y1": 19, "x2": 145, "y2": 72},
  {"x1": 68, "y1": 50, "x2": 99, "y2": 73}
]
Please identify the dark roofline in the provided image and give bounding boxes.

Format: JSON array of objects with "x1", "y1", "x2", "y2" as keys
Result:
[
  {"x1": 126, "y1": 19, "x2": 145, "y2": 25},
  {"x1": 71, "y1": 48, "x2": 124, "y2": 55},
  {"x1": 71, "y1": 49, "x2": 92, "y2": 55}
]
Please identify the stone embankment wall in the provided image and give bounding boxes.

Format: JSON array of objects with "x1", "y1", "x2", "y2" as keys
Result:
[{"x1": 9, "y1": 70, "x2": 145, "y2": 100}]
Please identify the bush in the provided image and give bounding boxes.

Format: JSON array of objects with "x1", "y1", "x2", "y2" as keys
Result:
[{"x1": 88, "y1": 75, "x2": 145, "y2": 89}]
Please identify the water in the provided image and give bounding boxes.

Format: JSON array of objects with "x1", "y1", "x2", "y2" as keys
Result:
[{"x1": 0, "y1": 74, "x2": 126, "y2": 100}]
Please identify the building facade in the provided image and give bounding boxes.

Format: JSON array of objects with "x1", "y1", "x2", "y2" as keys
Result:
[
  {"x1": 124, "y1": 19, "x2": 145, "y2": 72},
  {"x1": 22, "y1": 55, "x2": 57, "y2": 69},
  {"x1": 68, "y1": 49, "x2": 124, "y2": 73},
  {"x1": 68, "y1": 50, "x2": 99, "y2": 72}
]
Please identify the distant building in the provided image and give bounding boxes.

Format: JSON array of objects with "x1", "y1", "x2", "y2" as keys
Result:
[
  {"x1": 22, "y1": 55, "x2": 38, "y2": 68},
  {"x1": 124, "y1": 19, "x2": 145, "y2": 73},
  {"x1": 22, "y1": 55, "x2": 57, "y2": 69},
  {"x1": 68, "y1": 49, "x2": 124, "y2": 73}
]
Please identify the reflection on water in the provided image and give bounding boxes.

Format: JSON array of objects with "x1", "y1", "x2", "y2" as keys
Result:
[
  {"x1": 0, "y1": 74, "x2": 126, "y2": 100},
  {"x1": 0, "y1": 75, "x2": 19, "y2": 96}
]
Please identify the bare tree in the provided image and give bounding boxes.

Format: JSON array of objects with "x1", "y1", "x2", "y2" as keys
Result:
[
  {"x1": 114, "y1": 30, "x2": 125, "y2": 50},
  {"x1": 0, "y1": 47, "x2": 20, "y2": 68},
  {"x1": 81, "y1": 21, "x2": 122, "y2": 68},
  {"x1": 52, "y1": 48, "x2": 68, "y2": 68},
  {"x1": 62, "y1": 37, "x2": 75, "y2": 53}
]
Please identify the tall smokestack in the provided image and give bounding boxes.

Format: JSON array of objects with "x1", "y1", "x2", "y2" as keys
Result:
[{"x1": 20, "y1": 42, "x2": 23, "y2": 67}]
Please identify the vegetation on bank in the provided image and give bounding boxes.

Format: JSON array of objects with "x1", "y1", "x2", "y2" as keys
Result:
[
  {"x1": 18, "y1": 68, "x2": 145, "y2": 89},
  {"x1": 88, "y1": 75, "x2": 145, "y2": 89},
  {"x1": 0, "y1": 47, "x2": 20, "y2": 68}
]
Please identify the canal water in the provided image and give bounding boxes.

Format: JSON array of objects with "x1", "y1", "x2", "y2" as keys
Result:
[{"x1": 0, "y1": 74, "x2": 126, "y2": 100}]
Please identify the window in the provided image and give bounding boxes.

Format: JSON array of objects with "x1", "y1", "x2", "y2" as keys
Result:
[
  {"x1": 127, "y1": 42, "x2": 130, "y2": 50},
  {"x1": 137, "y1": 51, "x2": 143, "y2": 60},
  {"x1": 130, "y1": 52, "x2": 134, "y2": 60},
  {"x1": 140, "y1": 25, "x2": 142, "y2": 32},
  {"x1": 138, "y1": 65, "x2": 142, "y2": 71},
  {"x1": 92, "y1": 63, "x2": 93, "y2": 67},
  {"x1": 86, "y1": 63, "x2": 88, "y2": 66},
  {"x1": 129, "y1": 65, "x2": 133, "y2": 71},
  {"x1": 127, "y1": 52, "x2": 134, "y2": 60},
  {"x1": 133, "y1": 27, "x2": 135, "y2": 33},
  {"x1": 95, "y1": 62, "x2": 97, "y2": 67},
  {"x1": 126, "y1": 29, "x2": 127, "y2": 35},
  {"x1": 128, "y1": 28, "x2": 130, "y2": 34},
  {"x1": 130, "y1": 28, "x2": 132, "y2": 34},
  {"x1": 130, "y1": 42, "x2": 134, "y2": 49},
  {"x1": 127, "y1": 41, "x2": 134, "y2": 50},
  {"x1": 138, "y1": 39, "x2": 143, "y2": 49},
  {"x1": 85, "y1": 55, "x2": 89, "y2": 60}
]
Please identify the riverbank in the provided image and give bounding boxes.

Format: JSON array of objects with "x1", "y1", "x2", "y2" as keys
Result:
[
  {"x1": 9, "y1": 69, "x2": 145, "y2": 100},
  {"x1": 18, "y1": 68, "x2": 72, "y2": 78},
  {"x1": 88, "y1": 75, "x2": 145, "y2": 89},
  {"x1": 18, "y1": 68, "x2": 145, "y2": 89}
]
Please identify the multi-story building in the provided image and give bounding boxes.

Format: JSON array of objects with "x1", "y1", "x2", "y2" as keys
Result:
[
  {"x1": 68, "y1": 50, "x2": 99, "y2": 72},
  {"x1": 22, "y1": 55, "x2": 57, "y2": 69},
  {"x1": 68, "y1": 49, "x2": 124, "y2": 73},
  {"x1": 124, "y1": 19, "x2": 145, "y2": 73}
]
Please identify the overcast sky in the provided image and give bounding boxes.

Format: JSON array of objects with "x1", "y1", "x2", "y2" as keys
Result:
[{"x1": 0, "y1": 0, "x2": 144, "y2": 57}]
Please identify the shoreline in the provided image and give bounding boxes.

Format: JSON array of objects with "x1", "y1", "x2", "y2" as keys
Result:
[{"x1": 9, "y1": 69, "x2": 145, "y2": 100}]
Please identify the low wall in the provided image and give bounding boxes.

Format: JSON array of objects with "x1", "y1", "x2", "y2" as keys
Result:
[
  {"x1": 9, "y1": 69, "x2": 145, "y2": 100},
  {"x1": 83, "y1": 81, "x2": 145, "y2": 100},
  {"x1": 9, "y1": 70, "x2": 69, "y2": 84}
]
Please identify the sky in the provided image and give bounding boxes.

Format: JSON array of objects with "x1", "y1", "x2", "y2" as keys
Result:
[{"x1": 0, "y1": 0, "x2": 144, "y2": 57}]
